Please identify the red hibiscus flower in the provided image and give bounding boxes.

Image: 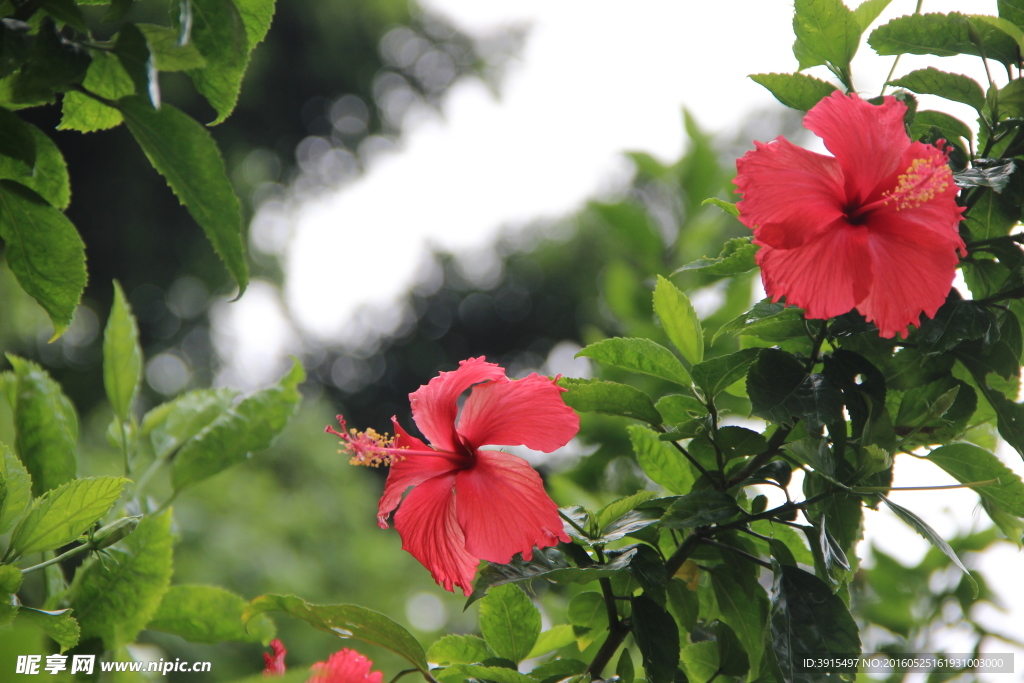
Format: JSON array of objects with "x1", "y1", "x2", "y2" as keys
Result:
[
  {"x1": 734, "y1": 90, "x2": 966, "y2": 338},
  {"x1": 327, "y1": 357, "x2": 578, "y2": 595},
  {"x1": 262, "y1": 641, "x2": 383, "y2": 683}
]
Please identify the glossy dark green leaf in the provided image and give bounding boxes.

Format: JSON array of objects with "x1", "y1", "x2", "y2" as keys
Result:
[
  {"x1": 692, "y1": 347, "x2": 761, "y2": 399},
  {"x1": 616, "y1": 648, "x2": 636, "y2": 683},
  {"x1": 18, "y1": 607, "x2": 79, "y2": 653},
  {"x1": 70, "y1": 510, "x2": 174, "y2": 649},
  {"x1": 243, "y1": 594, "x2": 429, "y2": 673},
  {"x1": 0, "y1": 19, "x2": 31, "y2": 79},
  {"x1": 877, "y1": 494, "x2": 978, "y2": 596},
  {"x1": 556, "y1": 378, "x2": 662, "y2": 425},
  {"x1": 478, "y1": 584, "x2": 540, "y2": 663},
  {"x1": 661, "y1": 490, "x2": 741, "y2": 529},
  {"x1": 597, "y1": 490, "x2": 659, "y2": 529},
  {"x1": 889, "y1": 67, "x2": 985, "y2": 111},
  {"x1": 11, "y1": 19, "x2": 89, "y2": 102},
  {"x1": 0, "y1": 181, "x2": 86, "y2": 335},
  {"x1": 103, "y1": 0, "x2": 133, "y2": 23},
  {"x1": 137, "y1": 24, "x2": 207, "y2": 71},
  {"x1": 426, "y1": 634, "x2": 491, "y2": 666},
  {"x1": 114, "y1": 23, "x2": 159, "y2": 108},
  {"x1": 103, "y1": 281, "x2": 142, "y2": 423},
  {"x1": 715, "y1": 300, "x2": 807, "y2": 344},
  {"x1": 141, "y1": 388, "x2": 238, "y2": 459},
  {"x1": 10, "y1": 476, "x2": 126, "y2": 557},
  {"x1": 909, "y1": 109, "x2": 973, "y2": 145},
  {"x1": 5, "y1": 355, "x2": 77, "y2": 495},
  {"x1": 0, "y1": 124, "x2": 69, "y2": 209},
  {"x1": 750, "y1": 72, "x2": 839, "y2": 111},
  {"x1": 118, "y1": 97, "x2": 248, "y2": 294},
  {"x1": 528, "y1": 658, "x2": 588, "y2": 682},
  {"x1": 770, "y1": 564, "x2": 861, "y2": 682},
  {"x1": 674, "y1": 236, "x2": 758, "y2": 277},
  {"x1": 0, "y1": 106, "x2": 35, "y2": 169},
  {"x1": 0, "y1": 446, "x2": 31, "y2": 534},
  {"x1": 747, "y1": 349, "x2": 842, "y2": 429},
  {"x1": 625, "y1": 543, "x2": 668, "y2": 607},
  {"x1": 600, "y1": 508, "x2": 662, "y2": 544},
  {"x1": 629, "y1": 425, "x2": 694, "y2": 495},
  {"x1": 578, "y1": 337, "x2": 691, "y2": 386},
  {"x1": 41, "y1": 0, "x2": 88, "y2": 33},
  {"x1": 973, "y1": 385, "x2": 1024, "y2": 460},
  {"x1": 965, "y1": 186, "x2": 1018, "y2": 241},
  {"x1": 631, "y1": 595, "x2": 679, "y2": 683},
  {"x1": 954, "y1": 159, "x2": 1016, "y2": 193},
  {"x1": 869, "y1": 12, "x2": 1021, "y2": 66},
  {"x1": 653, "y1": 275, "x2": 703, "y2": 365},
  {"x1": 816, "y1": 517, "x2": 851, "y2": 580},
  {"x1": 59, "y1": 52, "x2": 134, "y2": 133},
  {"x1": 929, "y1": 443, "x2": 1024, "y2": 516},
  {"x1": 171, "y1": 360, "x2": 303, "y2": 490},
  {"x1": 148, "y1": 584, "x2": 275, "y2": 644},
  {"x1": 803, "y1": 472, "x2": 862, "y2": 561}
]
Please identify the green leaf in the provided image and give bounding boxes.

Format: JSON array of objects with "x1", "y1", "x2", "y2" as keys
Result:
[
  {"x1": 235, "y1": 0, "x2": 276, "y2": 48},
  {"x1": 964, "y1": 185, "x2": 1018, "y2": 241},
  {"x1": 674, "y1": 237, "x2": 759, "y2": 277},
  {"x1": 854, "y1": 0, "x2": 892, "y2": 30},
  {"x1": 184, "y1": 0, "x2": 248, "y2": 123},
  {"x1": 600, "y1": 509, "x2": 662, "y2": 544},
  {"x1": 0, "y1": 19, "x2": 31, "y2": 79},
  {"x1": 1002, "y1": 0, "x2": 1024, "y2": 29},
  {"x1": 441, "y1": 665, "x2": 535, "y2": 683},
  {"x1": 10, "y1": 19, "x2": 89, "y2": 103},
  {"x1": 59, "y1": 52, "x2": 133, "y2": 133},
  {"x1": 478, "y1": 584, "x2": 540, "y2": 663},
  {"x1": 747, "y1": 348, "x2": 843, "y2": 429},
  {"x1": 701, "y1": 197, "x2": 739, "y2": 217},
  {"x1": 0, "y1": 445, "x2": 32, "y2": 535},
  {"x1": 578, "y1": 337, "x2": 691, "y2": 386},
  {"x1": 691, "y1": 348, "x2": 761, "y2": 399},
  {"x1": 114, "y1": 23, "x2": 159, "y2": 108},
  {"x1": 556, "y1": 378, "x2": 662, "y2": 425},
  {"x1": 0, "y1": 106, "x2": 36, "y2": 169},
  {"x1": 0, "y1": 124, "x2": 69, "y2": 209},
  {"x1": 171, "y1": 361, "x2": 302, "y2": 490},
  {"x1": 662, "y1": 490, "x2": 741, "y2": 528},
  {"x1": 889, "y1": 67, "x2": 985, "y2": 111},
  {"x1": 17, "y1": 607, "x2": 79, "y2": 653},
  {"x1": 41, "y1": 0, "x2": 88, "y2": 33},
  {"x1": 0, "y1": 181, "x2": 86, "y2": 336},
  {"x1": 680, "y1": 641, "x2": 719, "y2": 682},
  {"x1": 118, "y1": 97, "x2": 248, "y2": 294},
  {"x1": 528, "y1": 658, "x2": 588, "y2": 681},
  {"x1": 877, "y1": 494, "x2": 978, "y2": 596},
  {"x1": 929, "y1": 443, "x2": 1024, "y2": 517},
  {"x1": 243, "y1": 594, "x2": 429, "y2": 673},
  {"x1": 5, "y1": 355, "x2": 77, "y2": 495},
  {"x1": 136, "y1": 24, "x2": 207, "y2": 71},
  {"x1": 769, "y1": 565, "x2": 861, "y2": 682},
  {"x1": 978, "y1": 385, "x2": 1024, "y2": 459},
  {"x1": 0, "y1": 563, "x2": 23, "y2": 593},
  {"x1": 792, "y1": 0, "x2": 861, "y2": 73},
  {"x1": 654, "y1": 394, "x2": 707, "y2": 426},
  {"x1": 714, "y1": 300, "x2": 806, "y2": 344},
  {"x1": 596, "y1": 490, "x2": 660, "y2": 529},
  {"x1": 567, "y1": 591, "x2": 607, "y2": 649},
  {"x1": 628, "y1": 425, "x2": 694, "y2": 495},
  {"x1": 70, "y1": 510, "x2": 174, "y2": 649},
  {"x1": 916, "y1": 291, "x2": 996, "y2": 353},
  {"x1": 869, "y1": 12, "x2": 1021, "y2": 66},
  {"x1": 427, "y1": 634, "x2": 491, "y2": 665},
  {"x1": 954, "y1": 159, "x2": 1017, "y2": 193},
  {"x1": 103, "y1": 281, "x2": 142, "y2": 423},
  {"x1": 141, "y1": 388, "x2": 239, "y2": 459},
  {"x1": 10, "y1": 476, "x2": 126, "y2": 557},
  {"x1": 910, "y1": 109, "x2": 973, "y2": 145},
  {"x1": 631, "y1": 595, "x2": 679, "y2": 683},
  {"x1": 148, "y1": 584, "x2": 275, "y2": 644},
  {"x1": 616, "y1": 648, "x2": 636, "y2": 683},
  {"x1": 526, "y1": 624, "x2": 575, "y2": 659},
  {"x1": 750, "y1": 519, "x2": 815, "y2": 566},
  {"x1": 653, "y1": 275, "x2": 703, "y2": 365},
  {"x1": 749, "y1": 72, "x2": 838, "y2": 111}
]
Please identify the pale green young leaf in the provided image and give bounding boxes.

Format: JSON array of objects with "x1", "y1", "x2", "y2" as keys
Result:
[
  {"x1": 556, "y1": 377, "x2": 662, "y2": 425},
  {"x1": 141, "y1": 388, "x2": 238, "y2": 459},
  {"x1": 0, "y1": 124, "x2": 70, "y2": 209},
  {"x1": 525, "y1": 624, "x2": 576, "y2": 658},
  {"x1": 854, "y1": 0, "x2": 892, "y2": 30},
  {"x1": 10, "y1": 476, "x2": 127, "y2": 557},
  {"x1": 793, "y1": 0, "x2": 861, "y2": 72},
  {"x1": 171, "y1": 361, "x2": 303, "y2": 490},
  {"x1": 148, "y1": 584, "x2": 275, "y2": 644},
  {"x1": 59, "y1": 52, "x2": 133, "y2": 133},
  {"x1": 426, "y1": 634, "x2": 491, "y2": 666},
  {"x1": 0, "y1": 182, "x2": 86, "y2": 336},
  {"x1": 596, "y1": 490, "x2": 660, "y2": 529},
  {"x1": 136, "y1": 24, "x2": 207, "y2": 71},
  {"x1": 103, "y1": 281, "x2": 142, "y2": 423},
  {"x1": 628, "y1": 424, "x2": 694, "y2": 495},
  {"x1": 653, "y1": 275, "x2": 703, "y2": 365},
  {"x1": 5, "y1": 355, "x2": 77, "y2": 496},
  {"x1": 578, "y1": 337, "x2": 691, "y2": 386},
  {"x1": 17, "y1": 607, "x2": 79, "y2": 653},
  {"x1": 701, "y1": 197, "x2": 739, "y2": 217},
  {"x1": 478, "y1": 584, "x2": 540, "y2": 663},
  {"x1": 70, "y1": 510, "x2": 174, "y2": 649},
  {"x1": 0, "y1": 445, "x2": 32, "y2": 535},
  {"x1": 119, "y1": 97, "x2": 248, "y2": 293}
]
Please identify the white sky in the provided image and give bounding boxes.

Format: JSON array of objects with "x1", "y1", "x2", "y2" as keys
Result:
[{"x1": 216, "y1": 0, "x2": 1024, "y2": 668}]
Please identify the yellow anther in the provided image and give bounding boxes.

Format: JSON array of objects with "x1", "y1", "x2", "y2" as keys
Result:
[{"x1": 883, "y1": 156, "x2": 951, "y2": 211}]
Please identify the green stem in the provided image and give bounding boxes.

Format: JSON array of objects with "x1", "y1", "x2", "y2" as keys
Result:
[
  {"x1": 657, "y1": 425, "x2": 719, "y2": 487},
  {"x1": 852, "y1": 479, "x2": 999, "y2": 493},
  {"x1": 20, "y1": 541, "x2": 92, "y2": 575},
  {"x1": 700, "y1": 538, "x2": 772, "y2": 570}
]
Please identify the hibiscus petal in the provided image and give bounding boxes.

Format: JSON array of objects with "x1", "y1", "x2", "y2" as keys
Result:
[
  {"x1": 735, "y1": 137, "x2": 846, "y2": 249},
  {"x1": 393, "y1": 471, "x2": 479, "y2": 595},
  {"x1": 455, "y1": 450, "x2": 569, "y2": 565},
  {"x1": 803, "y1": 91, "x2": 909, "y2": 205},
  {"x1": 857, "y1": 205, "x2": 964, "y2": 339},
  {"x1": 378, "y1": 419, "x2": 464, "y2": 528},
  {"x1": 309, "y1": 650, "x2": 383, "y2": 683},
  {"x1": 410, "y1": 357, "x2": 506, "y2": 454},
  {"x1": 457, "y1": 373, "x2": 579, "y2": 452},
  {"x1": 756, "y1": 218, "x2": 872, "y2": 320}
]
